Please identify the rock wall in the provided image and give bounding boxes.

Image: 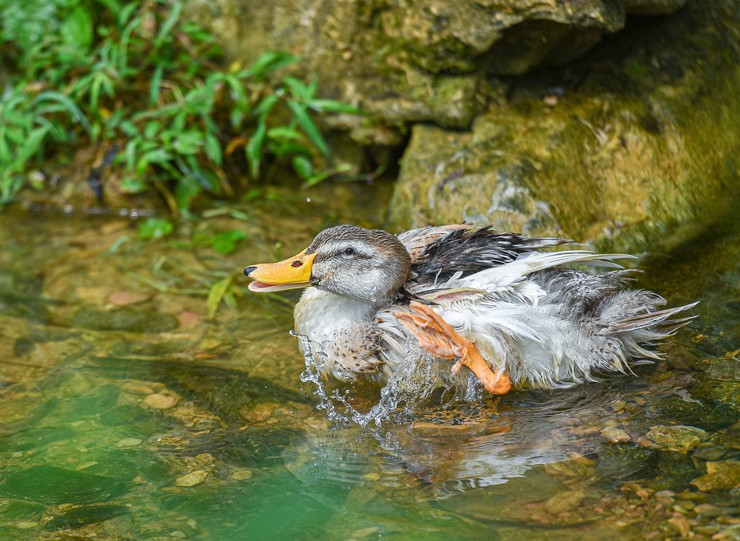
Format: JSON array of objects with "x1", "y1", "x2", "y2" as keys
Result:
[
  {"x1": 186, "y1": 0, "x2": 688, "y2": 137},
  {"x1": 187, "y1": 0, "x2": 739, "y2": 250},
  {"x1": 388, "y1": 1, "x2": 739, "y2": 250}
]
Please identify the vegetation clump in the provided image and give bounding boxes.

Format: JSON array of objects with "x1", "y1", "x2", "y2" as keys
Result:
[{"x1": 0, "y1": 0, "x2": 361, "y2": 213}]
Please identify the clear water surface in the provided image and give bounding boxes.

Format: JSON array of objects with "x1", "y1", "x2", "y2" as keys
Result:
[{"x1": 0, "y1": 182, "x2": 737, "y2": 540}]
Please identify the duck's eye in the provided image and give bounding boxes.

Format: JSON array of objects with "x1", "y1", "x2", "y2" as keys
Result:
[{"x1": 343, "y1": 247, "x2": 356, "y2": 256}]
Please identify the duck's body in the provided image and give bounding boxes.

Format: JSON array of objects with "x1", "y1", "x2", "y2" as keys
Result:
[{"x1": 245, "y1": 224, "x2": 694, "y2": 393}]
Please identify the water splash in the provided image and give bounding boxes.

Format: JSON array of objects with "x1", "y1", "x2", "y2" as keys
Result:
[{"x1": 293, "y1": 331, "x2": 483, "y2": 427}]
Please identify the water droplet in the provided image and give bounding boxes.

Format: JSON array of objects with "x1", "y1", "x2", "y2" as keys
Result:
[{"x1": 293, "y1": 333, "x2": 482, "y2": 427}]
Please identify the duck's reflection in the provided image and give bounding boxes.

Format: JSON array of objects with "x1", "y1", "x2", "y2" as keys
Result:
[{"x1": 285, "y1": 375, "x2": 668, "y2": 500}]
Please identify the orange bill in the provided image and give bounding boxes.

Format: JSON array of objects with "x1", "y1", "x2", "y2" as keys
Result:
[{"x1": 243, "y1": 249, "x2": 317, "y2": 293}]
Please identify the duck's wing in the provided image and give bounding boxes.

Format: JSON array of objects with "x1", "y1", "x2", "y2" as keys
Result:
[{"x1": 398, "y1": 225, "x2": 573, "y2": 293}]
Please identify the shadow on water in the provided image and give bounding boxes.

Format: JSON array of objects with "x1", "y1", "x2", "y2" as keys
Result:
[{"x1": 0, "y1": 184, "x2": 737, "y2": 539}]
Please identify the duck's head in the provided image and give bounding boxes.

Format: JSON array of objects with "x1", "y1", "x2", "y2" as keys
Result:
[{"x1": 244, "y1": 225, "x2": 411, "y2": 304}]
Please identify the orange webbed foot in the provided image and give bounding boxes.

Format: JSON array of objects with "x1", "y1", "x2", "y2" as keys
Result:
[{"x1": 395, "y1": 301, "x2": 511, "y2": 395}]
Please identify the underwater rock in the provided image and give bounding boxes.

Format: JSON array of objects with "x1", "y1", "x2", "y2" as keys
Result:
[
  {"x1": 601, "y1": 427, "x2": 631, "y2": 443},
  {"x1": 44, "y1": 504, "x2": 129, "y2": 530},
  {"x1": 143, "y1": 393, "x2": 179, "y2": 410},
  {"x1": 706, "y1": 358, "x2": 740, "y2": 382},
  {"x1": 545, "y1": 490, "x2": 585, "y2": 515},
  {"x1": 596, "y1": 444, "x2": 655, "y2": 481},
  {"x1": 174, "y1": 470, "x2": 210, "y2": 487},
  {"x1": 72, "y1": 307, "x2": 179, "y2": 333},
  {"x1": 690, "y1": 461, "x2": 740, "y2": 492},
  {"x1": 229, "y1": 468, "x2": 254, "y2": 481},
  {"x1": 0, "y1": 465, "x2": 126, "y2": 505},
  {"x1": 643, "y1": 425, "x2": 709, "y2": 452}
]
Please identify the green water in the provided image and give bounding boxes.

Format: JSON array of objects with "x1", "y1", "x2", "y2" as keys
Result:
[{"x1": 0, "y1": 184, "x2": 737, "y2": 540}]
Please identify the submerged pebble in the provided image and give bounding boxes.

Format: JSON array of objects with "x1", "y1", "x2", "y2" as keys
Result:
[
  {"x1": 643, "y1": 425, "x2": 709, "y2": 452},
  {"x1": 545, "y1": 490, "x2": 585, "y2": 514},
  {"x1": 174, "y1": 470, "x2": 210, "y2": 487},
  {"x1": 229, "y1": 468, "x2": 253, "y2": 481},
  {"x1": 601, "y1": 427, "x2": 631, "y2": 443},
  {"x1": 108, "y1": 291, "x2": 150, "y2": 307},
  {"x1": 144, "y1": 393, "x2": 179, "y2": 410},
  {"x1": 690, "y1": 461, "x2": 740, "y2": 492}
]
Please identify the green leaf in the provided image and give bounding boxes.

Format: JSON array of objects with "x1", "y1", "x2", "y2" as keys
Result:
[
  {"x1": 173, "y1": 130, "x2": 203, "y2": 155},
  {"x1": 137, "y1": 218, "x2": 173, "y2": 240},
  {"x1": 207, "y1": 275, "x2": 233, "y2": 318},
  {"x1": 211, "y1": 230, "x2": 247, "y2": 255},
  {"x1": 254, "y1": 94, "x2": 279, "y2": 117},
  {"x1": 94, "y1": 0, "x2": 122, "y2": 17},
  {"x1": 61, "y1": 6, "x2": 94, "y2": 50},
  {"x1": 243, "y1": 188, "x2": 262, "y2": 202},
  {"x1": 118, "y1": 1, "x2": 138, "y2": 26},
  {"x1": 204, "y1": 133, "x2": 222, "y2": 165},
  {"x1": 14, "y1": 126, "x2": 50, "y2": 169},
  {"x1": 244, "y1": 51, "x2": 299, "y2": 79},
  {"x1": 281, "y1": 77, "x2": 310, "y2": 101},
  {"x1": 223, "y1": 289, "x2": 237, "y2": 310},
  {"x1": 304, "y1": 162, "x2": 352, "y2": 187},
  {"x1": 246, "y1": 119, "x2": 267, "y2": 178},
  {"x1": 33, "y1": 92, "x2": 92, "y2": 137},
  {"x1": 155, "y1": 1, "x2": 183, "y2": 48},
  {"x1": 120, "y1": 177, "x2": 148, "y2": 194},
  {"x1": 150, "y1": 64, "x2": 164, "y2": 106},
  {"x1": 175, "y1": 176, "x2": 201, "y2": 211},
  {"x1": 144, "y1": 121, "x2": 161, "y2": 140},
  {"x1": 137, "y1": 149, "x2": 173, "y2": 175},
  {"x1": 266, "y1": 140, "x2": 311, "y2": 159},
  {"x1": 118, "y1": 15, "x2": 141, "y2": 71},
  {"x1": 267, "y1": 126, "x2": 302, "y2": 141},
  {"x1": 291, "y1": 155, "x2": 313, "y2": 180},
  {"x1": 287, "y1": 100, "x2": 328, "y2": 155},
  {"x1": 106, "y1": 234, "x2": 130, "y2": 254},
  {"x1": 307, "y1": 99, "x2": 364, "y2": 115},
  {"x1": 90, "y1": 75, "x2": 103, "y2": 110},
  {"x1": 229, "y1": 209, "x2": 251, "y2": 220},
  {"x1": 229, "y1": 109, "x2": 244, "y2": 129},
  {"x1": 120, "y1": 121, "x2": 138, "y2": 137}
]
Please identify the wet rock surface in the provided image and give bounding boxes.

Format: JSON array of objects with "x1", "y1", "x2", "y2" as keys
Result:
[
  {"x1": 388, "y1": 0, "x2": 739, "y2": 251},
  {"x1": 184, "y1": 0, "x2": 688, "y2": 139},
  {"x1": 643, "y1": 425, "x2": 710, "y2": 452}
]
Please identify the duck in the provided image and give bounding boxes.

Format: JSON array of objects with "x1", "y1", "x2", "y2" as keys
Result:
[{"x1": 243, "y1": 224, "x2": 695, "y2": 394}]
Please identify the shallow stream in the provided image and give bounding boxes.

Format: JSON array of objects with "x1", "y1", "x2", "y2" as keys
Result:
[{"x1": 0, "y1": 182, "x2": 737, "y2": 540}]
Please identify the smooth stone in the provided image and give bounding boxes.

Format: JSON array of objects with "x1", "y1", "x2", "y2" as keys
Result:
[
  {"x1": 143, "y1": 393, "x2": 179, "y2": 410},
  {"x1": 643, "y1": 425, "x2": 709, "y2": 452},
  {"x1": 602, "y1": 427, "x2": 631, "y2": 443},
  {"x1": 545, "y1": 490, "x2": 585, "y2": 515},
  {"x1": 174, "y1": 470, "x2": 210, "y2": 487},
  {"x1": 691, "y1": 461, "x2": 740, "y2": 492}
]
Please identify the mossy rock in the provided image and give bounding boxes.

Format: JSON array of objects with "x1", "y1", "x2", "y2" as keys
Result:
[
  {"x1": 184, "y1": 0, "x2": 688, "y2": 145},
  {"x1": 388, "y1": 0, "x2": 739, "y2": 252}
]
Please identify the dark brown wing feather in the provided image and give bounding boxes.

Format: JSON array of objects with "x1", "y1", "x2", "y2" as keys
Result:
[{"x1": 398, "y1": 225, "x2": 573, "y2": 286}]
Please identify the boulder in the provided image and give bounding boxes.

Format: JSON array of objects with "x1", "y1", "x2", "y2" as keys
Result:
[
  {"x1": 388, "y1": 0, "x2": 739, "y2": 251},
  {"x1": 184, "y1": 0, "x2": 690, "y2": 140}
]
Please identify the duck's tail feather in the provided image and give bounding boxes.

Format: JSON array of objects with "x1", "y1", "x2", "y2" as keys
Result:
[{"x1": 604, "y1": 301, "x2": 699, "y2": 335}]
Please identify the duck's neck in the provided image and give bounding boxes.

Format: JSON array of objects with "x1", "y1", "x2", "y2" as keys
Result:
[{"x1": 294, "y1": 287, "x2": 379, "y2": 343}]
